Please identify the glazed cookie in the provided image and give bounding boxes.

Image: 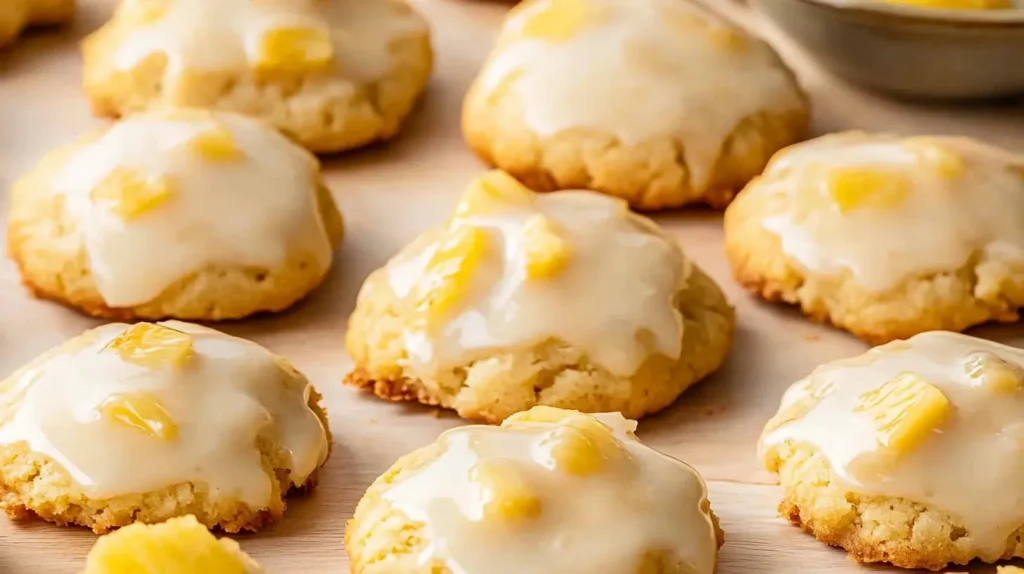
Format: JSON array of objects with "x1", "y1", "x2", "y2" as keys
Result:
[
  {"x1": 725, "y1": 132, "x2": 1024, "y2": 344},
  {"x1": 345, "y1": 170, "x2": 734, "y2": 423},
  {"x1": 347, "y1": 406, "x2": 723, "y2": 574},
  {"x1": 462, "y1": 0, "x2": 809, "y2": 210},
  {"x1": 83, "y1": 515, "x2": 264, "y2": 573},
  {"x1": 82, "y1": 0, "x2": 432, "y2": 153},
  {"x1": 0, "y1": 0, "x2": 74, "y2": 47},
  {"x1": 7, "y1": 108, "x2": 344, "y2": 321},
  {"x1": 0, "y1": 321, "x2": 330, "y2": 533},
  {"x1": 760, "y1": 331, "x2": 1024, "y2": 570}
]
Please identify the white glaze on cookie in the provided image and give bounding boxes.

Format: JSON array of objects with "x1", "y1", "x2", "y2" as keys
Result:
[
  {"x1": 111, "y1": 0, "x2": 425, "y2": 83},
  {"x1": 384, "y1": 409, "x2": 718, "y2": 574},
  {"x1": 760, "y1": 331, "x2": 1024, "y2": 561},
  {"x1": 0, "y1": 322, "x2": 328, "y2": 505},
  {"x1": 476, "y1": 0, "x2": 805, "y2": 189},
  {"x1": 385, "y1": 173, "x2": 689, "y2": 377},
  {"x1": 751, "y1": 132, "x2": 1024, "y2": 291},
  {"x1": 49, "y1": 111, "x2": 333, "y2": 307}
]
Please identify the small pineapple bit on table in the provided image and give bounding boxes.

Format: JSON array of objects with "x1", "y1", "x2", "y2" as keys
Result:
[{"x1": 82, "y1": 515, "x2": 262, "y2": 573}]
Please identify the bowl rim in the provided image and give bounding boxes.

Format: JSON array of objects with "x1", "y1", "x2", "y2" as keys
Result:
[{"x1": 791, "y1": 0, "x2": 1024, "y2": 25}]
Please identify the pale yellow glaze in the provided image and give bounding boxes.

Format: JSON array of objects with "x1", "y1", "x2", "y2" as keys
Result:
[
  {"x1": 760, "y1": 331, "x2": 1024, "y2": 561},
  {"x1": 111, "y1": 0, "x2": 425, "y2": 85},
  {"x1": 383, "y1": 408, "x2": 718, "y2": 574},
  {"x1": 385, "y1": 174, "x2": 689, "y2": 377},
  {"x1": 49, "y1": 111, "x2": 333, "y2": 307},
  {"x1": 477, "y1": 0, "x2": 805, "y2": 189},
  {"x1": 0, "y1": 322, "x2": 328, "y2": 506},
  {"x1": 752, "y1": 132, "x2": 1024, "y2": 291}
]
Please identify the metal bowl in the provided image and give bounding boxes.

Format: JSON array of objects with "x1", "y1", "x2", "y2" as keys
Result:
[{"x1": 754, "y1": 0, "x2": 1024, "y2": 100}]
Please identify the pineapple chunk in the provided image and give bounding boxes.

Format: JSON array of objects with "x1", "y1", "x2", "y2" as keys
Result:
[
  {"x1": 520, "y1": 0, "x2": 596, "y2": 41},
  {"x1": 853, "y1": 372, "x2": 949, "y2": 455},
  {"x1": 827, "y1": 167, "x2": 911, "y2": 213},
  {"x1": 882, "y1": 0, "x2": 1011, "y2": 9},
  {"x1": 904, "y1": 139, "x2": 965, "y2": 179},
  {"x1": 412, "y1": 227, "x2": 490, "y2": 324},
  {"x1": 707, "y1": 27, "x2": 749, "y2": 52},
  {"x1": 103, "y1": 323, "x2": 193, "y2": 369},
  {"x1": 468, "y1": 460, "x2": 543, "y2": 521},
  {"x1": 535, "y1": 414, "x2": 625, "y2": 476},
  {"x1": 255, "y1": 26, "x2": 334, "y2": 73},
  {"x1": 455, "y1": 171, "x2": 535, "y2": 220},
  {"x1": 82, "y1": 515, "x2": 251, "y2": 574},
  {"x1": 189, "y1": 124, "x2": 242, "y2": 162},
  {"x1": 964, "y1": 352, "x2": 1023, "y2": 394},
  {"x1": 98, "y1": 393, "x2": 179, "y2": 441},
  {"x1": 126, "y1": 0, "x2": 170, "y2": 25},
  {"x1": 764, "y1": 379, "x2": 834, "y2": 433},
  {"x1": 521, "y1": 215, "x2": 571, "y2": 280},
  {"x1": 90, "y1": 167, "x2": 176, "y2": 221},
  {"x1": 504, "y1": 405, "x2": 581, "y2": 426}
]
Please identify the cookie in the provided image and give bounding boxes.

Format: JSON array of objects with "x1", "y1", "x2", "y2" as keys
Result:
[
  {"x1": 347, "y1": 406, "x2": 723, "y2": 574},
  {"x1": 760, "y1": 331, "x2": 1024, "y2": 570},
  {"x1": 725, "y1": 132, "x2": 1024, "y2": 344},
  {"x1": 82, "y1": 0, "x2": 432, "y2": 153},
  {"x1": 83, "y1": 515, "x2": 264, "y2": 573},
  {"x1": 7, "y1": 108, "x2": 344, "y2": 321},
  {"x1": 462, "y1": 0, "x2": 809, "y2": 210},
  {"x1": 0, "y1": 0, "x2": 74, "y2": 47},
  {"x1": 0, "y1": 321, "x2": 330, "y2": 533},
  {"x1": 344, "y1": 170, "x2": 734, "y2": 423}
]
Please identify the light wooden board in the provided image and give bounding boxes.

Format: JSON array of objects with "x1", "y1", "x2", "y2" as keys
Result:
[{"x1": 1, "y1": 0, "x2": 1023, "y2": 572}]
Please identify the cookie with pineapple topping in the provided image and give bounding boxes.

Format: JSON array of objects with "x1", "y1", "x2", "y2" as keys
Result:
[
  {"x1": 759, "y1": 331, "x2": 1024, "y2": 570},
  {"x1": 724, "y1": 132, "x2": 1024, "y2": 344},
  {"x1": 0, "y1": 0, "x2": 74, "y2": 47},
  {"x1": 83, "y1": 515, "x2": 264, "y2": 573},
  {"x1": 81, "y1": 0, "x2": 431, "y2": 153},
  {"x1": 461, "y1": 0, "x2": 809, "y2": 211},
  {"x1": 0, "y1": 321, "x2": 330, "y2": 533},
  {"x1": 344, "y1": 170, "x2": 734, "y2": 423},
  {"x1": 347, "y1": 406, "x2": 723, "y2": 574},
  {"x1": 7, "y1": 108, "x2": 343, "y2": 321}
]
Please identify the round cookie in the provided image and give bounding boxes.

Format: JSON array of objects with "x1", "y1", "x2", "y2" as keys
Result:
[
  {"x1": 760, "y1": 331, "x2": 1024, "y2": 570},
  {"x1": 83, "y1": 515, "x2": 264, "y2": 573},
  {"x1": 7, "y1": 108, "x2": 344, "y2": 321},
  {"x1": 82, "y1": 0, "x2": 432, "y2": 154},
  {"x1": 347, "y1": 406, "x2": 724, "y2": 574},
  {"x1": 0, "y1": 321, "x2": 330, "y2": 533},
  {"x1": 344, "y1": 170, "x2": 735, "y2": 423},
  {"x1": 725, "y1": 132, "x2": 1024, "y2": 344},
  {"x1": 0, "y1": 0, "x2": 74, "y2": 47},
  {"x1": 462, "y1": 0, "x2": 809, "y2": 211}
]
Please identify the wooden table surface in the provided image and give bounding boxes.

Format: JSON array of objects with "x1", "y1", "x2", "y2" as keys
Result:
[{"x1": 1, "y1": 0, "x2": 1023, "y2": 572}]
